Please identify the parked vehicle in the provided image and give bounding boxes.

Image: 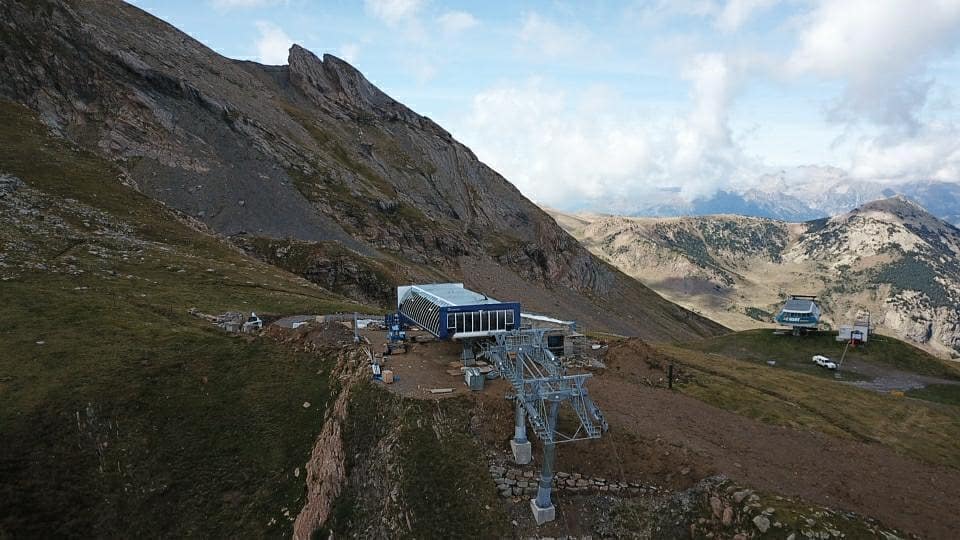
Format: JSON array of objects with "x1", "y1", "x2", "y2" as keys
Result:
[{"x1": 812, "y1": 354, "x2": 837, "y2": 369}]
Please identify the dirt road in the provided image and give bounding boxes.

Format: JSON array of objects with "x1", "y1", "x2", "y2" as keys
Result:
[
  {"x1": 358, "y1": 328, "x2": 958, "y2": 537},
  {"x1": 591, "y1": 375, "x2": 960, "y2": 538}
]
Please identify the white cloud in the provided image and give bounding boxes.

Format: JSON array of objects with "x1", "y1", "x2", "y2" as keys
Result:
[
  {"x1": 517, "y1": 12, "x2": 591, "y2": 59},
  {"x1": 254, "y1": 21, "x2": 294, "y2": 65},
  {"x1": 672, "y1": 53, "x2": 747, "y2": 195},
  {"x1": 403, "y1": 54, "x2": 437, "y2": 83},
  {"x1": 456, "y1": 79, "x2": 657, "y2": 209},
  {"x1": 339, "y1": 43, "x2": 360, "y2": 64},
  {"x1": 438, "y1": 10, "x2": 479, "y2": 35},
  {"x1": 211, "y1": 0, "x2": 285, "y2": 9},
  {"x1": 453, "y1": 63, "x2": 762, "y2": 211},
  {"x1": 781, "y1": 0, "x2": 960, "y2": 187},
  {"x1": 716, "y1": 0, "x2": 779, "y2": 32},
  {"x1": 630, "y1": 0, "x2": 777, "y2": 33},
  {"x1": 628, "y1": 0, "x2": 719, "y2": 25},
  {"x1": 848, "y1": 124, "x2": 960, "y2": 182},
  {"x1": 364, "y1": 0, "x2": 423, "y2": 25},
  {"x1": 787, "y1": 0, "x2": 960, "y2": 133}
]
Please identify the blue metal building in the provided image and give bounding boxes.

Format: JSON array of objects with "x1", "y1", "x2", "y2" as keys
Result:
[
  {"x1": 775, "y1": 294, "x2": 821, "y2": 331},
  {"x1": 397, "y1": 283, "x2": 521, "y2": 340}
]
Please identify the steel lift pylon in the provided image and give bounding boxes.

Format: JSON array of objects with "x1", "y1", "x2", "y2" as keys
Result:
[{"x1": 481, "y1": 329, "x2": 607, "y2": 525}]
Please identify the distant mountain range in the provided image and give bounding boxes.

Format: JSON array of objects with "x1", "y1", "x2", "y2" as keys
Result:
[
  {"x1": 550, "y1": 196, "x2": 960, "y2": 358},
  {"x1": 628, "y1": 166, "x2": 960, "y2": 225}
]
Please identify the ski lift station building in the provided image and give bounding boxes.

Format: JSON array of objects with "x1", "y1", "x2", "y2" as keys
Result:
[
  {"x1": 775, "y1": 294, "x2": 821, "y2": 330},
  {"x1": 837, "y1": 314, "x2": 871, "y2": 343},
  {"x1": 397, "y1": 283, "x2": 521, "y2": 340}
]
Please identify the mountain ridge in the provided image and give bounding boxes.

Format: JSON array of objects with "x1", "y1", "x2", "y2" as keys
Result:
[
  {"x1": 0, "y1": 0, "x2": 723, "y2": 340},
  {"x1": 551, "y1": 196, "x2": 960, "y2": 357}
]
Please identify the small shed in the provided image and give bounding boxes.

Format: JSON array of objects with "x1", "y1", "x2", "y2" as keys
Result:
[{"x1": 837, "y1": 314, "x2": 870, "y2": 343}]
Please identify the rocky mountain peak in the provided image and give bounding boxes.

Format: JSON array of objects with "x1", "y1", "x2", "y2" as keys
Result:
[
  {"x1": 288, "y1": 44, "x2": 411, "y2": 120},
  {"x1": 859, "y1": 194, "x2": 922, "y2": 213},
  {"x1": 847, "y1": 195, "x2": 957, "y2": 237}
]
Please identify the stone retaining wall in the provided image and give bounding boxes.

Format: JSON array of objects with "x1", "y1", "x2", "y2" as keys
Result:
[{"x1": 488, "y1": 463, "x2": 659, "y2": 499}]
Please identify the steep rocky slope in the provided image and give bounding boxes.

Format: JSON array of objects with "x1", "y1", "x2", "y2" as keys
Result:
[
  {"x1": 551, "y1": 197, "x2": 960, "y2": 357},
  {"x1": 0, "y1": 0, "x2": 722, "y2": 341}
]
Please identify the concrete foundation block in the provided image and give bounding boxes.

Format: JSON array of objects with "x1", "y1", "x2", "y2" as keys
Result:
[
  {"x1": 510, "y1": 440, "x2": 532, "y2": 465},
  {"x1": 530, "y1": 499, "x2": 556, "y2": 525}
]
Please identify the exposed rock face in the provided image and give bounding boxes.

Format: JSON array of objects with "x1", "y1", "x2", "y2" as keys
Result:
[
  {"x1": 293, "y1": 347, "x2": 365, "y2": 540},
  {"x1": 0, "y1": 0, "x2": 724, "y2": 341},
  {"x1": 552, "y1": 197, "x2": 960, "y2": 356},
  {"x1": 288, "y1": 46, "x2": 417, "y2": 123}
]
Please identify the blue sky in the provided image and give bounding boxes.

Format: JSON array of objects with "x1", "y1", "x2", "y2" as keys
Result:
[{"x1": 127, "y1": 0, "x2": 960, "y2": 211}]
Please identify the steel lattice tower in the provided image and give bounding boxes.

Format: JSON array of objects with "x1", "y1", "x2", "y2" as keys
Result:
[{"x1": 481, "y1": 329, "x2": 607, "y2": 524}]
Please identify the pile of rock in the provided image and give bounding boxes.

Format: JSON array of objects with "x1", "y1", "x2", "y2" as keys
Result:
[
  {"x1": 686, "y1": 480, "x2": 863, "y2": 539},
  {"x1": 562, "y1": 355, "x2": 606, "y2": 370},
  {"x1": 0, "y1": 174, "x2": 23, "y2": 197}
]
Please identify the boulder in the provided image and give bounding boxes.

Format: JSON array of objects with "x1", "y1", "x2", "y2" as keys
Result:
[
  {"x1": 0, "y1": 174, "x2": 23, "y2": 194},
  {"x1": 753, "y1": 515, "x2": 771, "y2": 533},
  {"x1": 710, "y1": 496, "x2": 723, "y2": 518}
]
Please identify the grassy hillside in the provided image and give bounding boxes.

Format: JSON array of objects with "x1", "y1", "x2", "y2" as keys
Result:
[
  {"x1": 326, "y1": 383, "x2": 509, "y2": 538},
  {"x1": 0, "y1": 101, "x2": 370, "y2": 536},
  {"x1": 663, "y1": 331, "x2": 960, "y2": 469},
  {"x1": 683, "y1": 329, "x2": 960, "y2": 380}
]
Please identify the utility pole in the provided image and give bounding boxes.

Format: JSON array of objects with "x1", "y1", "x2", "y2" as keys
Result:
[
  {"x1": 835, "y1": 339, "x2": 851, "y2": 379},
  {"x1": 353, "y1": 311, "x2": 359, "y2": 344}
]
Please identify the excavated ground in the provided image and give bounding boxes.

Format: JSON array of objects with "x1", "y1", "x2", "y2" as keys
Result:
[
  {"x1": 358, "y1": 329, "x2": 958, "y2": 538},
  {"x1": 359, "y1": 328, "x2": 475, "y2": 399},
  {"x1": 592, "y1": 376, "x2": 959, "y2": 539}
]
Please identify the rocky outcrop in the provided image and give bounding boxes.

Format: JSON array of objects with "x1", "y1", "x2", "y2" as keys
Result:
[
  {"x1": 293, "y1": 346, "x2": 366, "y2": 540},
  {"x1": 288, "y1": 46, "x2": 418, "y2": 124}
]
